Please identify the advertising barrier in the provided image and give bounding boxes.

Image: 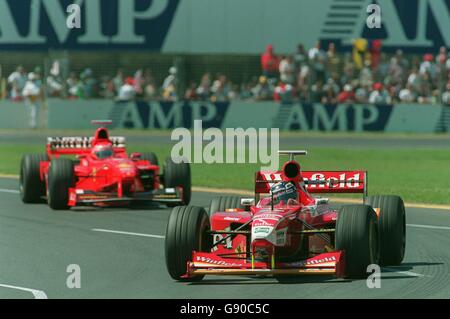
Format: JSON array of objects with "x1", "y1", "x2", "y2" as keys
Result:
[
  {"x1": 0, "y1": 0, "x2": 448, "y2": 54},
  {"x1": 1, "y1": 99, "x2": 448, "y2": 133}
]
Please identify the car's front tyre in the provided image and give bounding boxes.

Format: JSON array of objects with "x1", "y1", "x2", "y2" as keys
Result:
[{"x1": 47, "y1": 159, "x2": 74, "y2": 210}]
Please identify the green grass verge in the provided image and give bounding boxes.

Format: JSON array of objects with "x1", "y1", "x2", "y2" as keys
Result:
[{"x1": 1, "y1": 143, "x2": 449, "y2": 205}]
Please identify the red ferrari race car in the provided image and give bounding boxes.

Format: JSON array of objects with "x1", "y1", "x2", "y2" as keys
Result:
[
  {"x1": 19, "y1": 121, "x2": 191, "y2": 210},
  {"x1": 165, "y1": 150, "x2": 406, "y2": 281}
]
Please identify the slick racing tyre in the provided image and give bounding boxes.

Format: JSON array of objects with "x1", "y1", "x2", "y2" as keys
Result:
[
  {"x1": 163, "y1": 157, "x2": 191, "y2": 206},
  {"x1": 141, "y1": 152, "x2": 159, "y2": 166},
  {"x1": 209, "y1": 196, "x2": 244, "y2": 215},
  {"x1": 335, "y1": 205, "x2": 379, "y2": 278},
  {"x1": 165, "y1": 206, "x2": 211, "y2": 281},
  {"x1": 47, "y1": 159, "x2": 75, "y2": 210},
  {"x1": 366, "y1": 195, "x2": 406, "y2": 266},
  {"x1": 20, "y1": 154, "x2": 47, "y2": 203}
]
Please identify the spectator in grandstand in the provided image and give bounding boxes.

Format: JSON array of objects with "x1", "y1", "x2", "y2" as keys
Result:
[
  {"x1": 99, "y1": 76, "x2": 115, "y2": 99},
  {"x1": 308, "y1": 41, "x2": 327, "y2": 83},
  {"x1": 337, "y1": 84, "x2": 356, "y2": 103},
  {"x1": 210, "y1": 74, "x2": 231, "y2": 102},
  {"x1": 420, "y1": 54, "x2": 437, "y2": 80},
  {"x1": 133, "y1": 69, "x2": 145, "y2": 98},
  {"x1": 437, "y1": 46, "x2": 447, "y2": 66},
  {"x1": 374, "y1": 53, "x2": 389, "y2": 82},
  {"x1": 340, "y1": 56, "x2": 356, "y2": 87},
  {"x1": 117, "y1": 77, "x2": 136, "y2": 102},
  {"x1": 273, "y1": 81, "x2": 294, "y2": 103},
  {"x1": 326, "y1": 42, "x2": 341, "y2": 76},
  {"x1": 80, "y1": 68, "x2": 97, "y2": 98},
  {"x1": 113, "y1": 69, "x2": 124, "y2": 94},
  {"x1": 407, "y1": 68, "x2": 421, "y2": 92},
  {"x1": 22, "y1": 72, "x2": 42, "y2": 129},
  {"x1": 66, "y1": 72, "x2": 81, "y2": 99},
  {"x1": 228, "y1": 84, "x2": 239, "y2": 101},
  {"x1": 352, "y1": 38, "x2": 369, "y2": 71},
  {"x1": 322, "y1": 79, "x2": 338, "y2": 104},
  {"x1": 8, "y1": 65, "x2": 27, "y2": 101},
  {"x1": 370, "y1": 39, "x2": 382, "y2": 72},
  {"x1": 240, "y1": 82, "x2": 254, "y2": 100},
  {"x1": 394, "y1": 49, "x2": 410, "y2": 75},
  {"x1": 310, "y1": 80, "x2": 325, "y2": 103},
  {"x1": 196, "y1": 73, "x2": 211, "y2": 101},
  {"x1": 279, "y1": 55, "x2": 296, "y2": 84},
  {"x1": 143, "y1": 69, "x2": 158, "y2": 100},
  {"x1": 369, "y1": 82, "x2": 392, "y2": 105},
  {"x1": 184, "y1": 82, "x2": 198, "y2": 100},
  {"x1": 359, "y1": 60, "x2": 374, "y2": 88},
  {"x1": 446, "y1": 53, "x2": 450, "y2": 74},
  {"x1": 261, "y1": 44, "x2": 280, "y2": 80},
  {"x1": 294, "y1": 44, "x2": 307, "y2": 73},
  {"x1": 355, "y1": 83, "x2": 370, "y2": 104},
  {"x1": 398, "y1": 83, "x2": 417, "y2": 103},
  {"x1": 442, "y1": 82, "x2": 450, "y2": 105},
  {"x1": 162, "y1": 66, "x2": 178, "y2": 101},
  {"x1": 46, "y1": 62, "x2": 64, "y2": 98},
  {"x1": 252, "y1": 75, "x2": 273, "y2": 101}
]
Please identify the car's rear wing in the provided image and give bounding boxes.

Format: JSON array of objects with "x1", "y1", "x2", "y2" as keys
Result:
[
  {"x1": 255, "y1": 170, "x2": 367, "y2": 196},
  {"x1": 46, "y1": 136, "x2": 126, "y2": 157}
]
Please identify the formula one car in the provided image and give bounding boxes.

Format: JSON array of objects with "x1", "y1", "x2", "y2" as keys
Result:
[
  {"x1": 165, "y1": 150, "x2": 406, "y2": 281},
  {"x1": 20, "y1": 121, "x2": 191, "y2": 210}
]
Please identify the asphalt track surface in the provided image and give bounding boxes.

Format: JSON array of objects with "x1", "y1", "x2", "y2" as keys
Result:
[{"x1": 1, "y1": 177, "x2": 450, "y2": 299}]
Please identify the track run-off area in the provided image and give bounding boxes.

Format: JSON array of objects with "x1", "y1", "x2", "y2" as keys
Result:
[{"x1": 1, "y1": 176, "x2": 450, "y2": 299}]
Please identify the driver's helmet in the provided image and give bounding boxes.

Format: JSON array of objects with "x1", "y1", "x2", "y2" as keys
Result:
[
  {"x1": 270, "y1": 181, "x2": 298, "y2": 205},
  {"x1": 92, "y1": 143, "x2": 114, "y2": 160}
]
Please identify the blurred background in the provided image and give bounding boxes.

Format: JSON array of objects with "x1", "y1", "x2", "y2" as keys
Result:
[{"x1": 0, "y1": 0, "x2": 449, "y2": 131}]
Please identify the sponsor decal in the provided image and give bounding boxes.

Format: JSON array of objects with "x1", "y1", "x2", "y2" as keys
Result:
[
  {"x1": 0, "y1": 0, "x2": 180, "y2": 50},
  {"x1": 194, "y1": 255, "x2": 241, "y2": 267},
  {"x1": 275, "y1": 227, "x2": 288, "y2": 246},
  {"x1": 111, "y1": 101, "x2": 230, "y2": 129},
  {"x1": 304, "y1": 172, "x2": 362, "y2": 189},
  {"x1": 279, "y1": 104, "x2": 392, "y2": 132},
  {"x1": 254, "y1": 227, "x2": 271, "y2": 234},
  {"x1": 321, "y1": 0, "x2": 450, "y2": 53},
  {"x1": 288, "y1": 255, "x2": 337, "y2": 268}
]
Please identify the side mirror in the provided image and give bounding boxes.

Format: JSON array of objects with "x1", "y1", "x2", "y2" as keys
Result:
[
  {"x1": 130, "y1": 152, "x2": 142, "y2": 160},
  {"x1": 240, "y1": 198, "x2": 254, "y2": 207}
]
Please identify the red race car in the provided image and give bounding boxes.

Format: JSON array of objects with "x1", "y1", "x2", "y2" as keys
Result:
[
  {"x1": 165, "y1": 150, "x2": 406, "y2": 281},
  {"x1": 20, "y1": 121, "x2": 191, "y2": 210}
]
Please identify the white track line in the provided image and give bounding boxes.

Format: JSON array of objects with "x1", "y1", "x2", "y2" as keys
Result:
[
  {"x1": 407, "y1": 224, "x2": 450, "y2": 231},
  {"x1": 382, "y1": 267, "x2": 426, "y2": 278},
  {"x1": 0, "y1": 188, "x2": 19, "y2": 194},
  {"x1": 0, "y1": 283, "x2": 48, "y2": 299},
  {"x1": 92, "y1": 228, "x2": 165, "y2": 239}
]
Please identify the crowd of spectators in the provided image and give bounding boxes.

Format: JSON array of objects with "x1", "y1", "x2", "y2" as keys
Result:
[
  {"x1": 3, "y1": 40, "x2": 450, "y2": 105},
  {"x1": 253, "y1": 41, "x2": 450, "y2": 106}
]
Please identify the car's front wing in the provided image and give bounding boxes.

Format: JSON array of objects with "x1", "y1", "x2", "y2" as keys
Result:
[
  {"x1": 68, "y1": 187, "x2": 183, "y2": 206},
  {"x1": 183, "y1": 251, "x2": 346, "y2": 278}
]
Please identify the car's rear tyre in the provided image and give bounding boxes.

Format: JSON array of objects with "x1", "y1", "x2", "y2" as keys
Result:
[
  {"x1": 209, "y1": 196, "x2": 244, "y2": 215},
  {"x1": 335, "y1": 204, "x2": 379, "y2": 278},
  {"x1": 164, "y1": 157, "x2": 191, "y2": 206},
  {"x1": 20, "y1": 154, "x2": 47, "y2": 203},
  {"x1": 165, "y1": 206, "x2": 211, "y2": 281},
  {"x1": 140, "y1": 152, "x2": 159, "y2": 166},
  {"x1": 366, "y1": 195, "x2": 406, "y2": 266},
  {"x1": 47, "y1": 159, "x2": 75, "y2": 210}
]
